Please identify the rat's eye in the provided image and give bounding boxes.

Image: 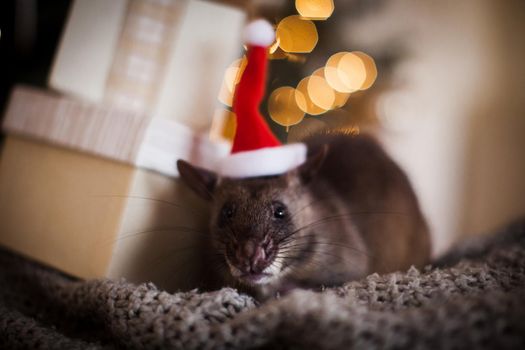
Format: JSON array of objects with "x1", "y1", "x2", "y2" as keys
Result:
[{"x1": 273, "y1": 202, "x2": 287, "y2": 219}]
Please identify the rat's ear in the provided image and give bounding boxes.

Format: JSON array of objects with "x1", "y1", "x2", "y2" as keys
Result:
[
  {"x1": 177, "y1": 160, "x2": 217, "y2": 200},
  {"x1": 298, "y1": 144, "x2": 329, "y2": 183}
]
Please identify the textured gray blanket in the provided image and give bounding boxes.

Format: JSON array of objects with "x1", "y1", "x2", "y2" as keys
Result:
[{"x1": 1, "y1": 220, "x2": 524, "y2": 349}]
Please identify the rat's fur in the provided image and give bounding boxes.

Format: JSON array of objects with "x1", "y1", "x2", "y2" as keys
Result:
[{"x1": 177, "y1": 133, "x2": 431, "y2": 299}]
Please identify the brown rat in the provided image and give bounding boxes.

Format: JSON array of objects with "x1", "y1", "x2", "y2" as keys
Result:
[{"x1": 177, "y1": 132, "x2": 431, "y2": 299}]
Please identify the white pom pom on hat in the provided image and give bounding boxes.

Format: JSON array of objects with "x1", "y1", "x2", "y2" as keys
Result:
[{"x1": 242, "y1": 19, "x2": 275, "y2": 47}]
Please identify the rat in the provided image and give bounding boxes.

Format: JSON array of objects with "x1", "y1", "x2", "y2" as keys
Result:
[{"x1": 177, "y1": 132, "x2": 431, "y2": 299}]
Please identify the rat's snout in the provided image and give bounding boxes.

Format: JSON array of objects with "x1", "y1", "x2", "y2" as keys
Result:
[{"x1": 235, "y1": 240, "x2": 270, "y2": 274}]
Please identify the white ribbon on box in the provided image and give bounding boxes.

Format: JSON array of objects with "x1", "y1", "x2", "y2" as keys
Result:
[{"x1": 135, "y1": 117, "x2": 229, "y2": 177}]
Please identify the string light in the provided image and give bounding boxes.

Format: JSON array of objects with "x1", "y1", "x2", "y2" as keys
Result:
[
  {"x1": 307, "y1": 74, "x2": 335, "y2": 110},
  {"x1": 217, "y1": 81, "x2": 233, "y2": 107},
  {"x1": 215, "y1": 2, "x2": 378, "y2": 133},
  {"x1": 268, "y1": 87, "x2": 305, "y2": 131},
  {"x1": 269, "y1": 47, "x2": 288, "y2": 60},
  {"x1": 337, "y1": 52, "x2": 367, "y2": 91},
  {"x1": 295, "y1": 0, "x2": 334, "y2": 20},
  {"x1": 269, "y1": 38, "x2": 280, "y2": 54},
  {"x1": 225, "y1": 57, "x2": 247, "y2": 93},
  {"x1": 311, "y1": 68, "x2": 350, "y2": 109},
  {"x1": 295, "y1": 76, "x2": 328, "y2": 115},
  {"x1": 325, "y1": 52, "x2": 355, "y2": 93},
  {"x1": 217, "y1": 57, "x2": 247, "y2": 106},
  {"x1": 209, "y1": 109, "x2": 237, "y2": 142},
  {"x1": 324, "y1": 51, "x2": 377, "y2": 93},
  {"x1": 276, "y1": 15, "x2": 318, "y2": 53},
  {"x1": 352, "y1": 51, "x2": 377, "y2": 90}
]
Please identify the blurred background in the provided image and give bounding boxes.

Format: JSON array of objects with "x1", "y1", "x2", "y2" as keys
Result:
[{"x1": 1, "y1": 0, "x2": 525, "y2": 259}]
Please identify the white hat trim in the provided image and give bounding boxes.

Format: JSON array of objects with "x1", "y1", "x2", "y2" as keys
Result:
[
  {"x1": 243, "y1": 19, "x2": 275, "y2": 47},
  {"x1": 218, "y1": 143, "x2": 307, "y2": 178}
]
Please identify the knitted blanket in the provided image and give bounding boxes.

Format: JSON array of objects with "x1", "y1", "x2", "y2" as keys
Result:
[{"x1": 1, "y1": 221, "x2": 524, "y2": 349}]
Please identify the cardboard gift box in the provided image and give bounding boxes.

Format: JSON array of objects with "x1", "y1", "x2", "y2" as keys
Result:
[
  {"x1": 50, "y1": 0, "x2": 245, "y2": 128},
  {"x1": 0, "y1": 0, "x2": 246, "y2": 291}
]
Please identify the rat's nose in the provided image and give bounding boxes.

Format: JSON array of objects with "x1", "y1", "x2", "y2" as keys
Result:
[
  {"x1": 242, "y1": 240, "x2": 256, "y2": 257},
  {"x1": 237, "y1": 240, "x2": 268, "y2": 273},
  {"x1": 250, "y1": 245, "x2": 266, "y2": 270}
]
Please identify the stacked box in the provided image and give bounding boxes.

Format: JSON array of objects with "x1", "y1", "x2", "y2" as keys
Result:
[{"x1": 0, "y1": 0, "x2": 245, "y2": 291}]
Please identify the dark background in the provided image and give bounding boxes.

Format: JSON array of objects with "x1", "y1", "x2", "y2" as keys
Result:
[{"x1": 1, "y1": 0, "x2": 71, "y2": 143}]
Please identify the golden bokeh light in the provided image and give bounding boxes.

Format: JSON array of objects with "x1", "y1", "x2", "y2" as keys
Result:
[
  {"x1": 285, "y1": 53, "x2": 307, "y2": 63},
  {"x1": 353, "y1": 51, "x2": 377, "y2": 90},
  {"x1": 217, "y1": 57, "x2": 247, "y2": 106},
  {"x1": 295, "y1": 0, "x2": 334, "y2": 20},
  {"x1": 307, "y1": 75, "x2": 335, "y2": 110},
  {"x1": 269, "y1": 46, "x2": 287, "y2": 60},
  {"x1": 324, "y1": 52, "x2": 376, "y2": 92},
  {"x1": 337, "y1": 52, "x2": 367, "y2": 91},
  {"x1": 276, "y1": 15, "x2": 318, "y2": 53},
  {"x1": 295, "y1": 76, "x2": 327, "y2": 115},
  {"x1": 325, "y1": 52, "x2": 355, "y2": 93},
  {"x1": 209, "y1": 109, "x2": 237, "y2": 142},
  {"x1": 217, "y1": 81, "x2": 233, "y2": 106},
  {"x1": 224, "y1": 67, "x2": 239, "y2": 93},
  {"x1": 312, "y1": 68, "x2": 350, "y2": 109},
  {"x1": 332, "y1": 90, "x2": 350, "y2": 108},
  {"x1": 268, "y1": 87, "x2": 305, "y2": 131},
  {"x1": 224, "y1": 57, "x2": 247, "y2": 93},
  {"x1": 269, "y1": 37, "x2": 280, "y2": 54}
]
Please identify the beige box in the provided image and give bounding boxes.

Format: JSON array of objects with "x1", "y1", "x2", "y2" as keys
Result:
[
  {"x1": 0, "y1": 136, "x2": 210, "y2": 291},
  {"x1": 0, "y1": 87, "x2": 231, "y2": 291},
  {"x1": 50, "y1": 0, "x2": 245, "y2": 129},
  {"x1": 1, "y1": 0, "x2": 244, "y2": 289}
]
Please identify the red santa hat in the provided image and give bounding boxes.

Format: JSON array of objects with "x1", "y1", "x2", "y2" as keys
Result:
[{"x1": 217, "y1": 19, "x2": 307, "y2": 178}]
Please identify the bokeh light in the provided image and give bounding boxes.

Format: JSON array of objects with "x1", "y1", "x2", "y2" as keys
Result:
[
  {"x1": 269, "y1": 46, "x2": 287, "y2": 60},
  {"x1": 217, "y1": 82, "x2": 233, "y2": 107},
  {"x1": 224, "y1": 67, "x2": 239, "y2": 93},
  {"x1": 325, "y1": 52, "x2": 355, "y2": 93},
  {"x1": 337, "y1": 52, "x2": 367, "y2": 91},
  {"x1": 307, "y1": 75, "x2": 335, "y2": 110},
  {"x1": 276, "y1": 15, "x2": 318, "y2": 53},
  {"x1": 352, "y1": 51, "x2": 377, "y2": 90},
  {"x1": 332, "y1": 91, "x2": 350, "y2": 108},
  {"x1": 324, "y1": 51, "x2": 377, "y2": 93},
  {"x1": 269, "y1": 38, "x2": 280, "y2": 54},
  {"x1": 295, "y1": 76, "x2": 328, "y2": 115},
  {"x1": 312, "y1": 68, "x2": 350, "y2": 109},
  {"x1": 219, "y1": 18, "x2": 376, "y2": 132},
  {"x1": 217, "y1": 57, "x2": 247, "y2": 106},
  {"x1": 224, "y1": 57, "x2": 247, "y2": 93},
  {"x1": 268, "y1": 86, "x2": 305, "y2": 131},
  {"x1": 209, "y1": 108, "x2": 237, "y2": 142},
  {"x1": 295, "y1": 0, "x2": 334, "y2": 20}
]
